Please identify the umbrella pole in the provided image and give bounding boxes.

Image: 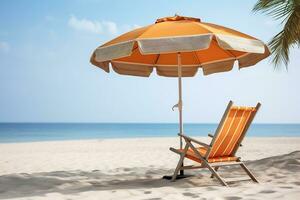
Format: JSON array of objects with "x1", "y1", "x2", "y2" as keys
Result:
[
  {"x1": 177, "y1": 52, "x2": 184, "y2": 176},
  {"x1": 164, "y1": 52, "x2": 187, "y2": 180}
]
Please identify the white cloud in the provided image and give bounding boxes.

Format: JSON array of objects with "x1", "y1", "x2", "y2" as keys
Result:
[
  {"x1": 102, "y1": 21, "x2": 118, "y2": 35},
  {"x1": 68, "y1": 15, "x2": 102, "y2": 33},
  {"x1": 68, "y1": 15, "x2": 119, "y2": 35},
  {"x1": 0, "y1": 41, "x2": 10, "y2": 53}
]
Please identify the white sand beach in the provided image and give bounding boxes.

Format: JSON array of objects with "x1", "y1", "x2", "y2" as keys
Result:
[{"x1": 0, "y1": 137, "x2": 300, "y2": 200}]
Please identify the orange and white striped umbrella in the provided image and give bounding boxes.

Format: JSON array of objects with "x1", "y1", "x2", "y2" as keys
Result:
[
  {"x1": 90, "y1": 15, "x2": 270, "y2": 77},
  {"x1": 90, "y1": 16, "x2": 269, "y2": 172}
]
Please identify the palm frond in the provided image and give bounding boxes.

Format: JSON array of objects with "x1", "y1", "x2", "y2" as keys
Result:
[
  {"x1": 253, "y1": 0, "x2": 294, "y2": 21},
  {"x1": 253, "y1": 0, "x2": 300, "y2": 68}
]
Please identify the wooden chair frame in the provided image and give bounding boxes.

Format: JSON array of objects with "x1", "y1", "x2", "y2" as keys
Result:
[{"x1": 170, "y1": 101, "x2": 261, "y2": 186}]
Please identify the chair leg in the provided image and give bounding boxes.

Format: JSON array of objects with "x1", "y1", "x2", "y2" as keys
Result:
[
  {"x1": 206, "y1": 164, "x2": 228, "y2": 186},
  {"x1": 210, "y1": 166, "x2": 219, "y2": 178},
  {"x1": 182, "y1": 140, "x2": 227, "y2": 186},
  {"x1": 171, "y1": 144, "x2": 189, "y2": 182},
  {"x1": 239, "y1": 162, "x2": 259, "y2": 183}
]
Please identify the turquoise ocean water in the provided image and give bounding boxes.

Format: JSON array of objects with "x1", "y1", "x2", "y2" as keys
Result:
[{"x1": 0, "y1": 123, "x2": 299, "y2": 143}]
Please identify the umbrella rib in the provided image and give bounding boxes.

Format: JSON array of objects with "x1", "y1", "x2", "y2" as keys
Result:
[
  {"x1": 154, "y1": 54, "x2": 161, "y2": 66},
  {"x1": 193, "y1": 51, "x2": 202, "y2": 67}
]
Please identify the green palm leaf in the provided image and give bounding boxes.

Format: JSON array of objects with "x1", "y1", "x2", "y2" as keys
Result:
[{"x1": 253, "y1": 0, "x2": 300, "y2": 68}]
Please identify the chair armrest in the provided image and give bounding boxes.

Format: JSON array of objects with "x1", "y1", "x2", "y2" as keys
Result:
[
  {"x1": 178, "y1": 133, "x2": 211, "y2": 148},
  {"x1": 169, "y1": 147, "x2": 182, "y2": 154}
]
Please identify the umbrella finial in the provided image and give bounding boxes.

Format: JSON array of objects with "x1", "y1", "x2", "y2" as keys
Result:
[{"x1": 156, "y1": 15, "x2": 201, "y2": 23}]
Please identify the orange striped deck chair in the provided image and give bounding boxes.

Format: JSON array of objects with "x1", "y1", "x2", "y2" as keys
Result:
[{"x1": 170, "y1": 101, "x2": 261, "y2": 186}]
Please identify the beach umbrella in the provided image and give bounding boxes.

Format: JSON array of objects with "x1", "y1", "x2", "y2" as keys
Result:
[{"x1": 90, "y1": 15, "x2": 270, "y2": 175}]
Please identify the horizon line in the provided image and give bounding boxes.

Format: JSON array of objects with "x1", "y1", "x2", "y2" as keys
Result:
[{"x1": 1, "y1": 122, "x2": 300, "y2": 125}]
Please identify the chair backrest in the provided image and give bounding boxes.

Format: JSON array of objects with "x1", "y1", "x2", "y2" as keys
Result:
[{"x1": 207, "y1": 101, "x2": 260, "y2": 159}]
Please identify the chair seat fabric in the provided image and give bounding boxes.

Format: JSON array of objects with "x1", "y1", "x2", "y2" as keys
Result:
[{"x1": 178, "y1": 147, "x2": 238, "y2": 163}]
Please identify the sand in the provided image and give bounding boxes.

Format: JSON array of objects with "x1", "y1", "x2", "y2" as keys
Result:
[{"x1": 0, "y1": 137, "x2": 299, "y2": 200}]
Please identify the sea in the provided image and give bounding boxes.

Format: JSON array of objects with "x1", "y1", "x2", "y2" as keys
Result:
[{"x1": 0, "y1": 123, "x2": 299, "y2": 143}]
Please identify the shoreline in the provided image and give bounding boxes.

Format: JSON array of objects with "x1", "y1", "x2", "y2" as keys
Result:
[{"x1": 1, "y1": 135, "x2": 300, "y2": 144}]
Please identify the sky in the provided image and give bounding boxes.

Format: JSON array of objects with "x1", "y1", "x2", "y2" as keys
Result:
[{"x1": 0, "y1": 0, "x2": 299, "y2": 123}]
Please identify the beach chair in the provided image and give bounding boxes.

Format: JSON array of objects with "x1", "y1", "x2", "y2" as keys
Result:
[{"x1": 170, "y1": 101, "x2": 261, "y2": 186}]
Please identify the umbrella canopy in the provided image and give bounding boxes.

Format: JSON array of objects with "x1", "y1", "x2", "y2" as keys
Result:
[{"x1": 90, "y1": 15, "x2": 270, "y2": 77}]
